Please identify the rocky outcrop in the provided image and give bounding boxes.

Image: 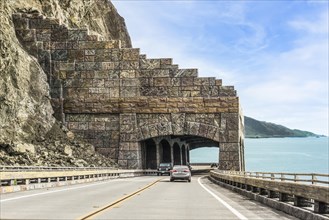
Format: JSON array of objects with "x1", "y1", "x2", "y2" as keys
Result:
[{"x1": 0, "y1": 0, "x2": 130, "y2": 167}]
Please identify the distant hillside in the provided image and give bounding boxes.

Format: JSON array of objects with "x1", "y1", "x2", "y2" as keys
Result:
[{"x1": 244, "y1": 116, "x2": 322, "y2": 138}]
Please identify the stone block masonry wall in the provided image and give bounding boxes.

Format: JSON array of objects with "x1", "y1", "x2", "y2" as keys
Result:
[{"x1": 13, "y1": 11, "x2": 244, "y2": 170}]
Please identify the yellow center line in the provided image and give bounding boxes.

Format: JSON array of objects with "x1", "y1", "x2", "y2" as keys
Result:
[{"x1": 77, "y1": 178, "x2": 163, "y2": 220}]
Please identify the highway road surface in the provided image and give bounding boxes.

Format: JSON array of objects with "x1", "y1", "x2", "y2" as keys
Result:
[{"x1": 0, "y1": 175, "x2": 297, "y2": 219}]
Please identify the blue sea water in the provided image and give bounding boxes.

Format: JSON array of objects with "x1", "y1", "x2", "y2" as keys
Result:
[{"x1": 190, "y1": 137, "x2": 329, "y2": 173}]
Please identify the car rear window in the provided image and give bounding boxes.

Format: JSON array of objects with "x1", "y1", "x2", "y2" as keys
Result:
[
  {"x1": 173, "y1": 166, "x2": 189, "y2": 171},
  {"x1": 159, "y1": 163, "x2": 170, "y2": 167}
]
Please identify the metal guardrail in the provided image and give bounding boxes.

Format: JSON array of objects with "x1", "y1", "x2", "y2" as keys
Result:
[
  {"x1": 0, "y1": 166, "x2": 116, "y2": 172},
  {"x1": 0, "y1": 166, "x2": 159, "y2": 194},
  {"x1": 218, "y1": 170, "x2": 329, "y2": 185}
]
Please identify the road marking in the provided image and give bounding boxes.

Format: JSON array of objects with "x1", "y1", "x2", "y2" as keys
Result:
[
  {"x1": 0, "y1": 178, "x2": 145, "y2": 203},
  {"x1": 198, "y1": 176, "x2": 248, "y2": 220},
  {"x1": 78, "y1": 178, "x2": 162, "y2": 220}
]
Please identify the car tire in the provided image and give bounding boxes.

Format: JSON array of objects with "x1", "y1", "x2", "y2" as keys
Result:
[
  {"x1": 157, "y1": 173, "x2": 159, "y2": 176},
  {"x1": 188, "y1": 179, "x2": 191, "y2": 182},
  {"x1": 170, "y1": 178, "x2": 174, "y2": 182}
]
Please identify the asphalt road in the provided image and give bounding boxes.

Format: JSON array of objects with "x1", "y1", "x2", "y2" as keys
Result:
[{"x1": 0, "y1": 175, "x2": 297, "y2": 220}]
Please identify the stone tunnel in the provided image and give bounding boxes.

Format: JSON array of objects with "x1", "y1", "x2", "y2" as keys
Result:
[{"x1": 13, "y1": 12, "x2": 245, "y2": 171}]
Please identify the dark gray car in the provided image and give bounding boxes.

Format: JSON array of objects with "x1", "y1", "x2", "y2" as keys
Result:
[{"x1": 157, "y1": 163, "x2": 172, "y2": 176}]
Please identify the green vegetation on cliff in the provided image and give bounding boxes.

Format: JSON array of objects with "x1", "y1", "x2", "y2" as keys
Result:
[{"x1": 244, "y1": 116, "x2": 322, "y2": 138}]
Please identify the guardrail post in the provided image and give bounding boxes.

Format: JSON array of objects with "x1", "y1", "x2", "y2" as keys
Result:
[
  {"x1": 9, "y1": 179, "x2": 16, "y2": 186},
  {"x1": 314, "y1": 201, "x2": 328, "y2": 214},
  {"x1": 279, "y1": 193, "x2": 289, "y2": 202},
  {"x1": 259, "y1": 188, "x2": 267, "y2": 195},
  {"x1": 294, "y1": 196, "x2": 312, "y2": 207},
  {"x1": 312, "y1": 174, "x2": 317, "y2": 185},
  {"x1": 252, "y1": 186, "x2": 259, "y2": 193}
]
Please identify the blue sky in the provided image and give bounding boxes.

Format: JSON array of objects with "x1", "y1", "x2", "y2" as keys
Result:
[{"x1": 112, "y1": 0, "x2": 328, "y2": 135}]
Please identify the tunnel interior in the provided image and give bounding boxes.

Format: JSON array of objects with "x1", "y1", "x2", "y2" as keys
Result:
[{"x1": 140, "y1": 135, "x2": 219, "y2": 169}]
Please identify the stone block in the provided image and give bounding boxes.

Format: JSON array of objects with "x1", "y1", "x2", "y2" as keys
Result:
[
  {"x1": 180, "y1": 77, "x2": 194, "y2": 86},
  {"x1": 67, "y1": 49, "x2": 84, "y2": 62},
  {"x1": 120, "y1": 87, "x2": 138, "y2": 97},
  {"x1": 86, "y1": 35, "x2": 98, "y2": 41},
  {"x1": 153, "y1": 78, "x2": 170, "y2": 87},
  {"x1": 15, "y1": 29, "x2": 36, "y2": 41},
  {"x1": 51, "y1": 50, "x2": 67, "y2": 61},
  {"x1": 160, "y1": 58, "x2": 172, "y2": 66},
  {"x1": 120, "y1": 79, "x2": 138, "y2": 87},
  {"x1": 29, "y1": 18, "x2": 52, "y2": 29},
  {"x1": 119, "y1": 143, "x2": 130, "y2": 151},
  {"x1": 68, "y1": 29, "x2": 88, "y2": 41},
  {"x1": 118, "y1": 159, "x2": 128, "y2": 168},
  {"x1": 120, "y1": 133, "x2": 138, "y2": 142},
  {"x1": 89, "y1": 122, "x2": 105, "y2": 130},
  {"x1": 110, "y1": 87, "x2": 120, "y2": 97},
  {"x1": 140, "y1": 59, "x2": 161, "y2": 69},
  {"x1": 120, "y1": 61, "x2": 139, "y2": 70},
  {"x1": 194, "y1": 78, "x2": 209, "y2": 86},
  {"x1": 228, "y1": 130, "x2": 239, "y2": 142},
  {"x1": 120, "y1": 124, "x2": 135, "y2": 133},
  {"x1": 219, "y1": 143, "x2": 239, "y2": 152},
  {"x1": 101, "y1": 62, "x2": 120, "y2": 70},
  {"x1": 140, "y1": 69, "x2": 170, "y2": 77},
  {"x1": 36, "y1": 29, "x2": 51, "y2": 41},
  {"x1": 12, "y1": 15, "x2": 29, "y2": 29},
  {"x1": 75, "y1": 62, "x2": 101, "y2": 71},
  {"x1": 120, "y1": 70, "x2": 136, "y2": 78},
  {"x1": 122, "y1": 48, "x2": 140, "y2": 61},
  {"x1": 174, "y1": 69, "x2": 198, "y2": 77},
  {"x1": 148, "y1": 124, "x2": 158, "y2": 138},
  {"x1": 83, "y1": 41, "x2": 120, "y2": 49},
  {"x1": 215, "y1": 79, "x2": 222, "y2": 86},
  {"x1": 156, "y1": 122, "x2": 172, "y2": 136},
  {"x1": 127, "y1": 160, "x2": 139, "y2": 169},
  {"x1": 59, "y1": 62, "x2": 75, "y2": 71},
  {"x1": 51, "y1": 26, "x2": 68, "y2": 41}
]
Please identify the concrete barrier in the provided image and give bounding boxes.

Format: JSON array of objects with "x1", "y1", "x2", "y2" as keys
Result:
[{"x1": 210, "y1": 170, "x2": 329, "y2": 220}]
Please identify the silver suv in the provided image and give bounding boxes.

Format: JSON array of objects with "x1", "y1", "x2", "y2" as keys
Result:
[{"x1": 157, "y1": 163, "x2": 172, "y2": 176}]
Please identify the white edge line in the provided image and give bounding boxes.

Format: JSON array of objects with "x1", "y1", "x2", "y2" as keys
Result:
[{"x1": 198, "y1": 176, "x2": 248, "y2": 220}]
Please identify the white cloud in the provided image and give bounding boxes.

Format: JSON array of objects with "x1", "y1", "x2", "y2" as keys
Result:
[{"x1": 289, "y1": 11, "x2": 329, "y2": 34}]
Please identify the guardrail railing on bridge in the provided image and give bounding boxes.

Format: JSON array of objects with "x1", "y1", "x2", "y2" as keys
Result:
[
  {"x1": 0, "y1": 165, "x2": 117, "y2": 172},
  {"x1": 219, "y1": 170, "x2": 329, "y2": 185},
  {"x1": 0, "y1": 166, "x2": 158, "y2": 194},
  {"x1": 210, "y1": 170, "x2": 329, "y2": 220}
]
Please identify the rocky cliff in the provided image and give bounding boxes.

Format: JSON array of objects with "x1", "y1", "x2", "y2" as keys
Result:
[{"x1": 0, "y1": 0, "x2": 131, "y2": 167}]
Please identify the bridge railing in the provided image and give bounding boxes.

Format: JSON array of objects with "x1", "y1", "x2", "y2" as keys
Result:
[
  {"x1": 0, "y1": 166, "x2": 158, "y2": 194},
  {"x1": 210, "y1": 170, "x2": 329, "y2": 219},
  {"x1": 218, "y1": 170, "x2": 329, "y2": 185},
  {"x1": 0, "y1": 165, "x2": 116, "y2": 172}
]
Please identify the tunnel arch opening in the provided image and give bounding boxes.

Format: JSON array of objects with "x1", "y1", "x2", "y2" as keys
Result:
[
  {"x1": 160, "y1": 139, "x2": 171, "y2": 163},
  {"x1": 140, "y1": 135, "x2": 219, "y2": 169}
]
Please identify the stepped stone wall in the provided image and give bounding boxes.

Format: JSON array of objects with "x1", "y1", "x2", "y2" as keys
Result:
[{"x1": 13, "y1": 10, "x2": 244, "y2": 170}]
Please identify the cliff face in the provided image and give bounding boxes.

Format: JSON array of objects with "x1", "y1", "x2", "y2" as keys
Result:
[{"x1": 0, "y1": 0, "x2": 131, "y2": 166}]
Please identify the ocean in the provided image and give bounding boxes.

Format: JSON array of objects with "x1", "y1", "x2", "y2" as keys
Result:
[{"x1": 190, "y1": 137, "x2": 329, "y2": 174}]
